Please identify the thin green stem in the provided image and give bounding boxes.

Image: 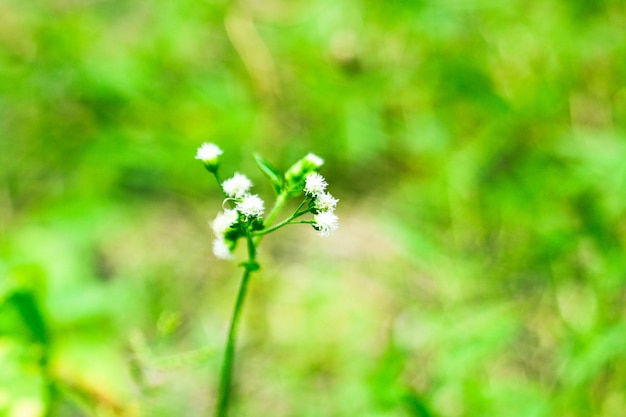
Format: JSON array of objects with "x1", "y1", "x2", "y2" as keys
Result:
[
  {"x1": 212, "y1": 171, "x2": 228, "y2": 199},
  {"x1": 214, "y1": 233, "x2": 256, "y2": 417},
  {"x1": 254, "y1": 217, "x2": 293, "y2": 236},
  {"x1": 292, "y1": 197, "x2": 310, "y2": 216},
  {"x1": 246, "y1": 231, "x2": 256, "y2": 262},
  {"x1": 254, "y1": 197, "x2": 311, "y2": 239},
  {"x1": 253, "y1": 192, "x2": 288, "y2": 246},
  {"x1": 293, "y1": 209, "x2": 313, "y2": 218},
  {"x1": 264, "y1": 192, "x2": 288, "y2": 228},
  {"x1": 252, "y1": 217, "x2": 312, "y2": 236}
]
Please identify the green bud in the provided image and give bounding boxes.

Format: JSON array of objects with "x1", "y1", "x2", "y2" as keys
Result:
[{"x1": 284, "y1": 153, "x2": 324, "y2": 196}]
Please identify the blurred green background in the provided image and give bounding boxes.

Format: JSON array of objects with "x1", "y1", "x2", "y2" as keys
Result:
[{"x1": 1, "y1": 0, "x2": 626, "y2": 416}]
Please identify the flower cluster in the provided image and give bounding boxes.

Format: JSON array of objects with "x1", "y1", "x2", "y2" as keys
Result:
[
  {"x1": 210, "y1": 171, "x2": 266, "y2": 259},
  {"x1": 196, "y1": 143, "x2": 339, "y2": 260},
  {"x1": 304, "y1": 172, "x2": 339, "y2": 237}
]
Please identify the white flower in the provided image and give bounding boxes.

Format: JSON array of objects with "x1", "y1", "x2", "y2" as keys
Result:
[
  {"x1": 195, "y1": 143, "x2": 223, "y2": 162},
  {"x1": 236, "y1": 194, "x2": 264, "y2": 219},
  {"x1": 212, "y1": 209, "x2": 239, "y2": 235},
  {"x1": 222, "y1": 173, "x2": 253, "y2": 198},
  {"x1": 213, "y1": 238, "x2": 233, "y2": 260},
  {"x1": 305, "y1": 153, "x2": 324, "y2": 167},
  {"x1": 315, "y1": 192, "x2": 339, "y2": 212},
  {"x1": 313, "y1": 211, "x2": 338, "y2": 237},
  {"x1": 304, "y1": 173, "x2": 328, "y2": 197}
]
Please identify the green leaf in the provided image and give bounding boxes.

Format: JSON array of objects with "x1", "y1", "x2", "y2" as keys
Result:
[
  {"x1": 403, "y1": 392, "x2": 435, "y2": 417},
  {"x1": 8, "y1": 290, "x2": 50, "y2": 349},
  {"x1": 254, "y1": 153, "x2": 283, "y2": 195}
]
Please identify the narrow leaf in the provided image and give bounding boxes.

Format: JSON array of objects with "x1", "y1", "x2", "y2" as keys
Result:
[{"x1": 254, "y1": 153, "x2": 283, "y2": 195}]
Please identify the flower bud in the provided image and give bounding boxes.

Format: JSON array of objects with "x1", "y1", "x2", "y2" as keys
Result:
[
  {"x1": 284, "y1": 153, "x2": 325, "y2": 196},
  {"x1": 314, "y1": 192, "x2": 339, "y2": 213},
  {"x1": 222, "y1": 172, "x2": 253, "y2": 198},
  {"x1": 195, "y1": 142, "x2": 223, "y2": 173},
  {"x1": 304, "y1": 173, "x2": 328, "y2": 197},
  {"x1": 236, "y1": 194, "x2": 265, "y2": 220}
]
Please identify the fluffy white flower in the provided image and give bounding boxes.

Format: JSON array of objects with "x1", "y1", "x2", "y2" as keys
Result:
[
  {"x1": 222, "y1": 173, "x2": 253, "y2": 198},
  {"x1": 315, "y1": 192, "x2": 339, "y2": 212},
  {"x1": 305, "y1": 153, "x2": 324, "y2": 167},
  {"x1": 213, "y1": 238, "x2": 233, "y2": 260},
  {"x1": 236, "y1": 194, "x2": 264, "y2": 219},
  {"x1": 313, "y1": 211, "x2": 338, "y2": 237},
  {"x1": 195, "y1": 143, "x2": 223, "y2": 162},
  {"x1": 212, "y1": 209, "x2": 239, "y2": 235},
  {"x1": 304, "y1": 173, "x2": 328, "y2": 197}
]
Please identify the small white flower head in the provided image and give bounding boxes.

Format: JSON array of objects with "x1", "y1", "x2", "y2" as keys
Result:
[
  {"x1": 236, "y1": 194, "x2": 265, "y2": 219},
  {"x1": 315, "y1": 192, "x2": 339, "y2": 213},
  {"x1": 211, "y1": 209, "x2": 239, "y2": 235},
  {"x1": 222, "y1": 172, "x2": 253, "y2": 198},
  {"x1": 305, "y1": 153, "x2": 324, "y2": 168},
  {"x1": 195, "y1": 143, "x2": 223, "y2": 166},
  {"x1": 212, "y1": 238, "x2": 234, "y2": 260},
  {"x1": 313, "y1": 211, "x2": 338, "y2": 237},
  {"x1": 304, "y1": 173, "x2": 328, "y2": 197}
]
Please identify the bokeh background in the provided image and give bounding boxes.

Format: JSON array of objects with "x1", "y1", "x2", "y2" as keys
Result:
[{"x1": 2, "y1": 0, "x2": 626, "y2": 416}]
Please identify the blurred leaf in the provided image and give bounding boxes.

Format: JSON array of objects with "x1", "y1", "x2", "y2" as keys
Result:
[
  {"x1": 564, "y1": 323, "x2": 626, "y2": 387},
  {"x1": 403, "y1": 392, "x2": 436, "y2": 417},
  {"x1": 6, "y1": 291, "x2": 49, "y2": 349}
]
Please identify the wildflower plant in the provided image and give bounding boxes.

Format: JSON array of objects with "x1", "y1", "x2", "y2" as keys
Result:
[{"x1": 196, "y1": 143, "x2": 339, "y2": 417}]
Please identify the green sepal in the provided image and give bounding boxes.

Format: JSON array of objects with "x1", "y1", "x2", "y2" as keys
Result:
[
  {"x1": 250, "y1": 217, "x2": 264, "y2": 231},
  {"x1": 284, "y1": 155, "x2": 322, "y2": 197},
  {"x1": 254, "y1": 153, "x2": 283, "y2": 195},
  {"x1": 226, "y1": 237, "x2": 239, "y2": 253},
  {"x1": 203, "y1": 162, "x2": 219, "y2": 174},
  {"x1": 224, "y1": 227, "x2": 244, "y2": 242}
]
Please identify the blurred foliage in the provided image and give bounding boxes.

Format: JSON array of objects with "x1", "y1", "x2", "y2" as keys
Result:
[{"x1": 1, "y1": 0, "x2": 626, "y2": 416}]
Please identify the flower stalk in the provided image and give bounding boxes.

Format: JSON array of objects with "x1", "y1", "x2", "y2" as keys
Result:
[{"x1": 214, "y1": 236, "x2": 256, "y2": 417}]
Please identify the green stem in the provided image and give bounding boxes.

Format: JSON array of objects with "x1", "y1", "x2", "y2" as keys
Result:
[
  {"x1": 253, "y1": 192, "x2": 288, "y2": 246},
  {"x1": 253, "y1": 217, "x2": 312, "y2": 236},
  {"x1": 254, "y1": 197, "x2": 310, "y2": 240},
  {"x1": 264, "y1": 192, "x2": 288, "y2": 228},
  {"x1": 292, "y1": 197, "x2": 310, "y2": 217},
  {"x1": 254, "y1": 217, "x2": 293, "y2": 236},
  {"x1": 214, "y1": 234, "x2": 257, "y2": 417},
  {"x1": 212, "y1": 171, "x2": 228, "y2": 199}
]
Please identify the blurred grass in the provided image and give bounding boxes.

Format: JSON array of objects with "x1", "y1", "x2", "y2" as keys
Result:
[{"x1": 1, "y1": 0, "x2": 626, "y2": 416}]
